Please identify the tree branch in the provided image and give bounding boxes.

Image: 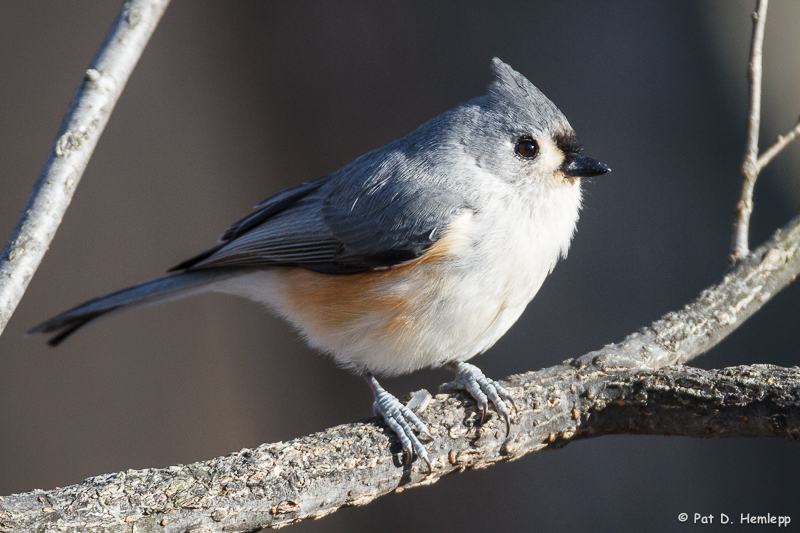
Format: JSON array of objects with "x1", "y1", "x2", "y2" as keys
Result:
[
  {"x1": 0, "y1": 0, "x2": 170, "y2": 338},
  {"x1": 1, "y1": 211, "x2": 799, "y2": 532},
  {"x1": 757, "y1": 119, "x2": 800, "y2": 170},
  {"x1": 577, "y1": 211, "x2": 800, "y2": 371},
  {"x1": 732, "y1": 0, "x2": 769, "y2": 262},
  {"x1": 1, "y1": 363, "x2": 798, "y2": 533},
  {"x1": 2, "y1": 2, "x2": 799, "y2": 532}
]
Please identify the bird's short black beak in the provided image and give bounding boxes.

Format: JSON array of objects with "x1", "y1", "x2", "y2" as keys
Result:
[{"x1": 561, "y1": 153, "x2": 611, "y2": 178}]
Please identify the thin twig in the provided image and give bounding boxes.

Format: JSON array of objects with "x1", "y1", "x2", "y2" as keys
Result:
[
  {"x1": 0, "y1": 0, "x2": 171, "y2": 338},
  {"x1": 731, "y1": 0, "x2": 769, "y2": 263},
  {"x1": 1, "y1": 2, "x2": 797, "y2": 531},
  {"x1": 757, "y1": 119, "x2": 800, "y2": 170},
  {"x1": 576, "y1": 213, "x2": 800, "y2": 371}
]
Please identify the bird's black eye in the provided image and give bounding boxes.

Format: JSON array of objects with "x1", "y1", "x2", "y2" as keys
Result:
[{"x1": 515, "y1": 138, "x2": 539, "y2": 159}]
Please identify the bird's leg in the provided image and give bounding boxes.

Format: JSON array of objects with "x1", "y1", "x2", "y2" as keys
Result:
[
  {"x1": 364, "y1": 372, "x2": 432, "y2": 472},
  {"x1": 440, "y1": 361, "x2": 517, "y2": 435}
]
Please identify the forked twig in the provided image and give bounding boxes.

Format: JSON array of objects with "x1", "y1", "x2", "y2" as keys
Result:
[
  {"x1": 1, "y1": 2, "x2": 800, "y2": 531},
  {"x1": 731, "y1": 0, "x2": 800, "y2": 263},
  {"x1": 757, "y1": 119, "x2": 800, "y2": 170},
  {"x1": 732, "y1": 0, "x2": 769, "y2": 262}
]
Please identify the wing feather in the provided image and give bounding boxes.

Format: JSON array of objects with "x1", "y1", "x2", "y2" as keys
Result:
[{"x1": 175, "y1": 145, "x2": 468, "y2": 274}]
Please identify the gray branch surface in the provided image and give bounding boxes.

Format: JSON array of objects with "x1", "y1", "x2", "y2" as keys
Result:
[
  {"x1": 1, "y1": 214, "x2": 799, "y2": 533},
  {"x1": 578, "y1": 214, "x2": 800, "y2": 372},
  {"x1": 0, "y1": 0, "x2": 170, "y2": 337},
  {"x1": 2, "y1": 2, "x2": 799, "y2": 531},
  {"x1": 0, "y1": 365, "x2": 797, "y2": 533}
]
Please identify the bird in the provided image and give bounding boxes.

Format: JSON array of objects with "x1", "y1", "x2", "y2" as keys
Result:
[{"x1": 30, "y1": 58, "x2": 609, "y2": 471}]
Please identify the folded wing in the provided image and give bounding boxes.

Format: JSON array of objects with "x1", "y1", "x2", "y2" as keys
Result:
[{"x1": 174, "y1": 148, "x2": 467, "y2": 274}]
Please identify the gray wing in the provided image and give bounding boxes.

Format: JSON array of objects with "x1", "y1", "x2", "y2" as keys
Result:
[{"x1": 174, "y1": 148, "x2": 467, "y2": 274}]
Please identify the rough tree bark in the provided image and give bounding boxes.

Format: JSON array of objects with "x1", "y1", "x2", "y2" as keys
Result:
[
  {"x1": 1, "y1": 213, "x2": 798, "y2": 533},
  {"x1": 1, "y1": 1, "x2": 799, "y2": 532},
  {"x1": 0, "y1": 364, "x2": 799, "y2": 532}
]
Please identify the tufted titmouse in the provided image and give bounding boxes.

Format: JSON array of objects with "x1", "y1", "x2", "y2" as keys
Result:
[{"x1": 31, "y1": 58, "x2": 609, "y2": 469}]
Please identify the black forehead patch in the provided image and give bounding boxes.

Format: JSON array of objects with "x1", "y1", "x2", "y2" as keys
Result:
[{"x1": 553, "y1": 131, "x2": 581, "y2": 155}]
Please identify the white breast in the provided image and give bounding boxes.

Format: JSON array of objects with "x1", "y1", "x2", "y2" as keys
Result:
[
  {"x1": 429, "y1": 178, "x2": 582, "y2": 362},
  {"x1": 214, "y1": 179, "x2": 582, "y2": 377}
]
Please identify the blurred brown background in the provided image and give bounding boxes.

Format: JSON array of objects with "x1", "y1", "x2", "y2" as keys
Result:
[{"x1": 1, "y1": 2, "x2": 799, "y2": 531}]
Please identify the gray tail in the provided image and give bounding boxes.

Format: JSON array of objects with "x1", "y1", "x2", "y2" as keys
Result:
[{"x1": 29, "y1": 269, "x2": 235, "y2": 346}]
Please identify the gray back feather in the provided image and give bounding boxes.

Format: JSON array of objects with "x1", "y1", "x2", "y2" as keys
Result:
[{"x1": 178, "y1": 58, "x2": 568, "y2": 274}]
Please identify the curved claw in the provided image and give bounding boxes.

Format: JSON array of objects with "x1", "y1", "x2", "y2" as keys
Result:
[
  {"x1": 441, "y1": 362, "x2": 517, "y2": 436},
  {"x1": 365, "y1": 373, "x2": 432, "y2": 470},
  {"x1": 420, "y1": 455, "x2": 432, "y2": 475},
  {"x1": 507, "y1": 395, "x2": 518, "y2": 414}
]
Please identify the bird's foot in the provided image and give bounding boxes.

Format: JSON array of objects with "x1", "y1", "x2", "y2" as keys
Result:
[
  {"x1": 440, "y1": 362, "x2": 517, "y2": 435},
  {"x1": 364, "y1": 373, "x2": 432, "y2": 472}
]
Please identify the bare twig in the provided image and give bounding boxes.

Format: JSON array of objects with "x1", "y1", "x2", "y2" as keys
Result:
[
  {"x1": 0, "y1": 0, "x2": 171, "y2": 338},
  {"x1": 732, "y1": 0, "x2": 769, "y2": 263},
  {"x1": 1, "y1": 363, "x2": 798, "y2": 532},
  {"x1": 2, "y1": 209, "x2": 799, "y2": 532},
  {"x1": 757, "y1": 119, "x2": 800, "y2": 170},
  {"x1": 1, "y1": 2, "x2": 798, "y2": 531}
]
